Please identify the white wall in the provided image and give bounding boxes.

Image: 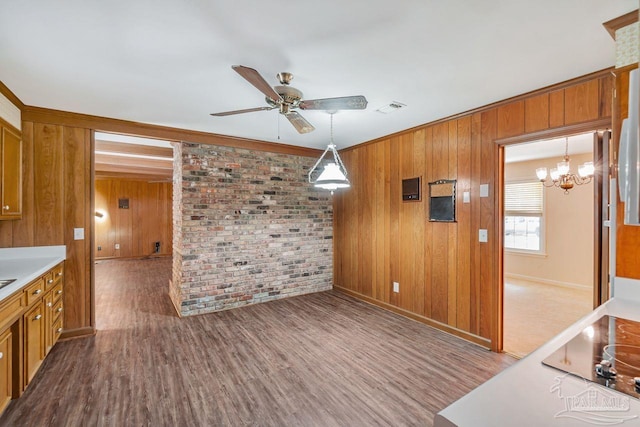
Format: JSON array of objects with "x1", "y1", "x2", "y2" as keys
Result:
[{"x1": 504, "y1": 153, "x2": 594, "y2": 288}]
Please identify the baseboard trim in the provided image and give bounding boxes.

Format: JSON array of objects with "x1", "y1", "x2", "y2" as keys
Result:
[
  {"x1": 333, "y1": 286, "x2": 492, "y2": 350},
  {"x1": 504, "y1": 273, "x2": 592, "y2": 290},
  {"x1": 59, "y1": 326, "x2": 96, "y2": 341}
]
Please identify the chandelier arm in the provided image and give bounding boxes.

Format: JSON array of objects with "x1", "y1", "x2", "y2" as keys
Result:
[{"x1": 308, "y1": 145, "x2": 331, "y2": 183}]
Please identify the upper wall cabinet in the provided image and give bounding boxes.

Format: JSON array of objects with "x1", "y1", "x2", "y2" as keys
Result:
[{"x1": 0, "y1": 123, "x2": 22, "y2": 220}]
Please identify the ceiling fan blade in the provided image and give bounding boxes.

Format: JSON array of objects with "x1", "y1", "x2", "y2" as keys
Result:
[
  {"x1": 285, "y1": 111, "x2": 315, "y2": 134},
  {"x1": 299, "y1": 95, "x2": 368, "y2": 111},
  {"x1": 232, "y1": 65, "x2": 283, "y2": 102},
  {"x1": 210, "y1": 106, "x2": 275, "y2": 117}
]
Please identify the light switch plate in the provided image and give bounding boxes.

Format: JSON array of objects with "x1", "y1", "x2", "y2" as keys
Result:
[
  {"x1": 393, "y1": 282, "x2": 400, "y2": 293},
  {"x1": 463, "y1": 191, "x2": 470, "y2": 203},
  {"x1": 479, "y1": 229, "x2": 488, "y2": 243},
  {"x1": 480, "y1": 184, "x2": 489, "y2": 198},
  {"x1": 73, "y1": 228, "x2": 84, "y2": 240}
]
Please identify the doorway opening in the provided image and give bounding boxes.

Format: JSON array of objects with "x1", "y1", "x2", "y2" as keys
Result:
[
  {"x1": 502, "y1": 132, "x2": 598, "y2": 358},
  {"x1": 93, "y1": 131, "x2": 174, "y2": 330}
]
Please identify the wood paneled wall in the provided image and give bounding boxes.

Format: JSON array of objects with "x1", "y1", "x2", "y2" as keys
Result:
[
  {"x1": 95, "y1": 179, "x2": 172, "y2": 259},
  {"x1": 333, "y1": 70, "x2": 614, "y2": 350},
  {"x1": 0, "y1": 122, "x2": 92, "y2": 337}
]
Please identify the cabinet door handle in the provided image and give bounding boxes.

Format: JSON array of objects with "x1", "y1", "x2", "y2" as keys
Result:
[
  {"x1": 47, "y1": 302, "x2": 52, "y2": 307},
  {"x1": 56, "y1": 307, "x2": 63, "y2": 313},
  {"x1": 56, "y1": 328, "x2": 62, "y2": 333},
  {"x1": 33, "y1": 289, "x2": 42, "y2": 295},
  {"x1": 34, "y1": 314, "x2": 42, "y2": 321},
  {"x1": 56, "y1": 290, "x2": 62, "y2": 295},
  {"x1": 0, "y1": 352, "x2": 3, "y2": 359},
  {"x1": 2, "y1": 205, "x2": 9, "y2": 211},
  {"x1": 57, "y1": 272, "x2": 63, "y2": 277},
  {"x1": 47, "y1": 279, "x2": 53, "y2": 284}
]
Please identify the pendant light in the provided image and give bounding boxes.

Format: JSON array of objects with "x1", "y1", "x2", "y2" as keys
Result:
[{"x1": 308, "y1": 112, "x2": 350, "y2": 194}]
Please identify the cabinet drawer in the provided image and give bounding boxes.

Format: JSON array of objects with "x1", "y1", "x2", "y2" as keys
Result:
[
  {"x1": 52, "y1": 282, "x2": 63, "y2": 304},
  {"x1": 52, "y1": 316, "x2": 63, "y2": 345},
  {"x1": 0, "y1": 292, "x2": 24, "y2": 332},
  {"x1": 24, "y1": 279, "x2": 45, "y2": 306},
  {"x1": 52, "y1": 264, "x2": 64, "y2": 285},
  {"x1": 43, "y1": 272, "x2": 55, "y2": 292},
  {"x1": 52, "y1": 299, "x2": 63, "y2": 322}
]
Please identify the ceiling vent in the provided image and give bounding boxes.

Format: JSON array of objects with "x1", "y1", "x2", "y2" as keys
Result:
[{"x1": 376, "y1": 101, "x2": 406, "y2": 114}]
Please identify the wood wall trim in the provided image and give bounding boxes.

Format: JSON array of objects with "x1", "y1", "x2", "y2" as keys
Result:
[
  {"x1": 0, "y1": 116, "x2": 21, "y2": 137},
  {"x1": 494, "y1": 118, "x2": 612, "y2": 146},
  {"x1": 59, "y1": 326, "x2": 96, "y2": 341},
  {"x1": 334, "y1": 286, "x2": 492, "y2": 349},
  {"x1": 603, "y1": 10, "x2": 639, "y2": 40},
  {"x1": 342, "y1": 68, "x2": 615, "y2": 153},
  {"x1": 22, "y1": 106, "x2": 323, "y2": 158},
  {"x1": 0, "y1": 81, "x2": 25, "y2": 111}
]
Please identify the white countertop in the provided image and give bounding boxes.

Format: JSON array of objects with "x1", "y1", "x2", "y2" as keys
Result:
[
  {"x1": 0, "y1": 246, "x2": 66, "y2": 301},
  {"x1": 435, "y1": 279, "x2": 640, "y2": 427}
]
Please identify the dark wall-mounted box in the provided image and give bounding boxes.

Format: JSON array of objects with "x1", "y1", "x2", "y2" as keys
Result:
[{"x1": 402, "y1": 177, "x2": 421, "y2": 201}]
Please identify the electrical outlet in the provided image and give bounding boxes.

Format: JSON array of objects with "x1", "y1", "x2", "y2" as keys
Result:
[
  {"x1": 479, "y1": 229, "x2": 488, "y2": 243},
  {"x1": 97, "y1": 245, "x2": 102, "y2": 251},
  {"x1": 115, "y1": 243, "x2": 120, "y2": 250},
  {"x1": 393, "y1": 282, "x2": 400, "y2": 293}
]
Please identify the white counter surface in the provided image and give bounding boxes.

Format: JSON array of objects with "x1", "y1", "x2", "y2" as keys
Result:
[
  {"x1": 435, "y1": 285, "x2": 640, "y2": 427},
  {"x1": 0, "y1": 246, "x2": 66, "y2": 302}
]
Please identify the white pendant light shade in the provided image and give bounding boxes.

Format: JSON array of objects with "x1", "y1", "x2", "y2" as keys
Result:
[
  {"x1": 314, "y1": 163, "x2": 350, "y2": 190},
  {"x1": 549, "y1": 168, "x2": 560, "y2": 181},
  {"x1": 535, "y1": 167, "x2": 548, "y2": 181},
  {"x1": 557, "y1": 160, "x2": 570, "y2": 176},
  {"x1": 308, "y1": 113, "x2": 351, "y2": 193}
]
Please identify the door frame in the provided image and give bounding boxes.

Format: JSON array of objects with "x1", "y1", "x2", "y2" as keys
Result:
[{"x1": 494, "y1": 120, "x2": 610, "y2": 352}]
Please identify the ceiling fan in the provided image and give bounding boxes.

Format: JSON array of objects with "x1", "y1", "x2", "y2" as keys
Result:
[{"x1": 210, "y1": 65, "x2": 368, "y2": 134}]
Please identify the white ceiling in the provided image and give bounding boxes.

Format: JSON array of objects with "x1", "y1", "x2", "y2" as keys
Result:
[
  {"x1": 505, "y1": 132, "x2": 595, "y2": 163},
  {"x1": 0, "y1": 1, "x2": 636, "y2": 150}
]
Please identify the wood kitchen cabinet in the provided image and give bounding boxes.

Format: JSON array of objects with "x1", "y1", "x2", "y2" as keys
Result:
[
  {"x1": 23, "y1": 301, "x2": 44, "y2": 385},
  {"x1": 0, "y1": 261, "x2": 65, "y2": 415},
  {"x1": 0, "y1": 329, "x2": 12, "y2": 414},
  {"x1": 0, "y1": 123, "x2": 22, "y2": 220}
]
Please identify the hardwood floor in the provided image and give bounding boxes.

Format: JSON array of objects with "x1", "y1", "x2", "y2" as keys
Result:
[{"x1": 0, "y1": 258, "x2": 515, "y2": 426}]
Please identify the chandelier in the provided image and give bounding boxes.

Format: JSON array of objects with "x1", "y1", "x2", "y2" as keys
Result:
[
  {"x1": 308, "y1": 113, "x2": 350, "y2": 194},
  {"x1": 535, "y1": 138, "x2": 594, "y2": 194}
]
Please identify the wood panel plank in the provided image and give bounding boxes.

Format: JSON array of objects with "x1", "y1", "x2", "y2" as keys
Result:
[
  {"x1": 374, "y1": 142, "x2": 386, "y2": 301},
  {"x1": 599, "y1": 74, "x2": 614, "y2": 119},
  {"x1": 63, "y1": 126, "x2": 89, "y2": 331},
  {"x1": 564, "y1": 80, "x2": 599, "y2": 124},
  {"x1": 412, "y1": 129, "x2": 426, "y2": 315},
  {"x1": 389, "y1": 137, "x2": 400, "y2": 307},
  {"x1": 549, "y1": 90, "x2": 565, "y2": 128},
  {"x1": 383, "y1": 139, "x2": 391, "y2": 304},
  {"x1": 524, "y1": 94, "x2": 549, "y2": 133},
  {"x1": 469, "y1": 113, "x2": 483, "y2": 336},
  {"x1": 430, "y1": 124, "x2": 448, "y2": 323},
  {"x1": 34, "y1": 124, "x2": 64, "y2": 245},
  {"x1": 399, "y1": 133, "x2": 414, "y2": 311},
  {"x1": 423, "y1": 127, "x2": 433, "y2": 318},
  {"x1": 456, "y1": 117, "x2": 472, "y2": 331},
  {"x1": 479, "y1": 109, "x2": 497, "y2": 340},
  {"x1": 496, "y1": 101, "x2": 524, "y2": 139},
  {"x1": 447, "y1": 122, "x2": 458, "y2": 326}
]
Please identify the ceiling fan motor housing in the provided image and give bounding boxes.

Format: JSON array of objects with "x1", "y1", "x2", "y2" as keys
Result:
[{"x1": 266, "y1": 85, "x2": 303, "y2": 108}]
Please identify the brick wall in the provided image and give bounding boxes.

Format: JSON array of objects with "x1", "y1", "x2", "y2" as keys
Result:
[{"x1": 170, "y1": 142, "x2": 334, "y2": 316}]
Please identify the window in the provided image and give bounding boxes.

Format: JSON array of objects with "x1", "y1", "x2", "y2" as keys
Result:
[{"x1": 504, "y1": 181, "x2": 544, "y2": 252}]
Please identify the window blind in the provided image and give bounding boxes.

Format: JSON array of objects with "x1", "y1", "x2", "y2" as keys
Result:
[{"x1": 504, "y1": 181, "x2": 543, "y2": 216}]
